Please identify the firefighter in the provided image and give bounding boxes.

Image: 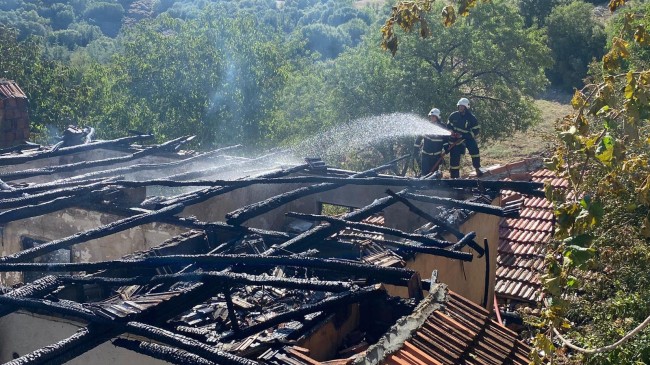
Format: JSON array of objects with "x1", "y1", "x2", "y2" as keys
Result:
[
  {"x1": 414, "y1": 108, "x2": 449, "y2": 177},
  {"x1": 447, "y1": 98, "x2": 482, "y2": 178}
]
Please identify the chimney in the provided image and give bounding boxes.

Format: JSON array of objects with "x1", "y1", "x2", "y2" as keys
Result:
[{"x1": 0, "y1": 79, "x2": 29, "y2": 148}]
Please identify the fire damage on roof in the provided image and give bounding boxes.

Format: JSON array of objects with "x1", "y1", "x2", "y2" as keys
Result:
[{"x1": 0, "y1": 133, "x2": 545, "y2": 365}]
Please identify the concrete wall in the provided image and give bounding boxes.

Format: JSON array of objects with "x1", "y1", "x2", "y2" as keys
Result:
[
  {"x1": 0, "y1": 312, "x2": 170, "y2": 365},
  {"x1": 0, "y1": 207, "x2": 186, "y2": 286}
]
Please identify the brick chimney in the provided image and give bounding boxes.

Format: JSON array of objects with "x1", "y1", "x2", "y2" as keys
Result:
[{"x1": 0, "y1": 79, "x2": 29, "y2": 148}]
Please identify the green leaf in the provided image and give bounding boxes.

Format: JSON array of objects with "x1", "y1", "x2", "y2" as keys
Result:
[
  {"x1": 564, "y1": 245, "x2": 596, "y2": 268},
  {"x1": 562, "y1": 233, "x2": 594, "y2": 247},
  {"x1": 596, "y1": 135, "x2": 614, "y2": 165}
]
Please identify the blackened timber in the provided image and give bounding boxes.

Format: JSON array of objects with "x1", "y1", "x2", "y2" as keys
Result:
[
  {"x1": 0, "y1": 134, "x2": 154, "y2": 166},
  {"x1": 56, "y1": 271, "x2": 355, "y2": 292},
  {"x1": 114, "y1": 175, "x2": 544, "y2": 197},
  {"x1": 0, "y1": 275, "x2": 60, "y2": 318},
  {"x1": 0, "y1": 136, "x2": 194, "y2": 181},
  {"x1": 285, "y1": 212, "x2": 452, "y2": 248},
  {"x1": 263, "y1": 193, "x2": 402, "y2": 256},
  {"x1": 0, "y1": 181, "x2": 110, "y2": 209},
  {"x1": 113, "y1": 338, "x2": 217, "y2": 365},
  {"x1": 449, "y1": 232, "x2": 477, "y2": 251},
  {"x1": 5, "y1": 327, "x2": 99, "y2": 365},
  {"x1": 47, "y1": 146, "x2": 245, "y2": 184},
  {"x1": 223, "y1": 287, "x2": 240, "y2": 333},
  {"x1": 401, "y1": 191, "x2": 514, "y2": 217},
  {"x1": 353, "y1": 236, "x2": 473, "y2": 261},
  {"x1": 125, "y1": 322, "x2": 257, "y2": 365},
  {"x1": 0, "y1": 254, "x2": 414, "y2": 284},
  {"x1": 219, "y1": 285, "x2": 384, "y2": 342},
  {"x1": 0, "y1": 142, "x2": 40, "y2": 154},
  {"x1": 0, "y1": 203, "x2": 184, "y2": 263},
  {"x1": 0, "y1": 177, "x2": 117, "y2": 199},
  {"x1": 163, "y1": 216, "x2": 292, "y2": 242},
  {"x1": 385, "y1": 189, "x2": 485, "y2": 257},
  {"x1": 0, "y1": 187, "x2": 114, "y2": 224},
  {"x1": 225, "y1": 155, "x2": 411, "y2": 226},
  {"x1": 0, "y1": 295, "x2": 107, "y2": 324}
]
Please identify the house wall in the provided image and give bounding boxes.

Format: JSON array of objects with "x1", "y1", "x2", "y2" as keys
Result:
[
  {"x1": 0, "y1": 207, "x2": 186, "y2": 286},
  {"x1": 385, "y1": 198, "x2": 501, "y2": 311}
]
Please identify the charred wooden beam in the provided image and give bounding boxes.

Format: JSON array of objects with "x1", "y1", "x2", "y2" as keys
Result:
[
  {"x1": 400, "y1": 191, "x2": 515, "y2": 217},
  {"x1": 113, "y1": 338, "x2": 217, "y2": 365},
  {"x1": 125, "y1": 322, "x2": 257, "y2": 365},
  {"x1": 0, "y1": 136, "x2": 195, "y2": 182},
  {"x1": 0, "y1": 142, "x2": 40, "y2": 155},
  {"x1": 111, "y1": 175, "x2": 544, "y2": 197},
  {"x1": 0, "y1": 295, "x2": 106, "y2": 324},
  {"x1": 0, "y1": 187, "x2": 114, "y2": 224},
  {"x1": 223, "y1": 287, "x2": 240, "y2": 333},
  {"x1": 348, "y1": 236, "x2": 473, "y2": 261},
  {"x1": 0, "y1": 203, "x2": 184, "y2": 263},
  {"x1": 262, "y1": 192, "x2": 402, "y2": 256},
  {"x1": 55, "y1": 271, "x2": 355, "y2": 292},
  {"x1": 0, "y1": 177, "x2": 117, "y2": 199},
  {"x1": 385, "y1": 189, "x2": 485, "y2": 257},
  {"x1": 0, "y1": 275, "x2": 60, "y2": 318},
  {"x1": 0, "y1": 134, "x2": 154, "y2": 166},
  {"x1": 285, "y1": 212, "x2": 452, "y2": 248},
  {"x1": 46, "y1": 145, "x2": 245, "y2": 184},
  {"x1": 163, "y1": 216, "x2": 292, "y2": 242},
  {"x1": 156, "y1": 163, "x2": 311, "y2": 209},
  {"x1": 0, "y1": 254, "x2": 413, "y2": 284},
  {"x1": 225, "y1": 155, "x2": 411, "y2": 226},
  {"x1": 0, "y1": 181, "x2": 110, "y2": 209},
  {"x1": 219, "y1": 285, "x2": 384, "y2": 342}
]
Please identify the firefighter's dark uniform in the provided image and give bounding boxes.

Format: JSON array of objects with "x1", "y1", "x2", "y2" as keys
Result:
[
  {"x1": 414, "y1": 132, "x2": 448, "y2": 176},
  {"x1": 447, "y1": 109, "x2": 481, "y2": 178}
]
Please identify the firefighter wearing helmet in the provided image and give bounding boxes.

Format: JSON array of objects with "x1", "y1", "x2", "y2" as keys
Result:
[
  {"x1": 413, "y1": 107, "x2": 449, "y2": 177},
  {"x1": 446, "y1": 98, "x2": 483, "y2": 178}
]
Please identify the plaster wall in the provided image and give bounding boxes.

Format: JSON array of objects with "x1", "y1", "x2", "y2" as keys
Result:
[
  {"x1": 0, "y1": 207, "x2": 186, "y2": 286},
  {"x1": 386, "y1": 199, "x2": 501, "y2": 311}
]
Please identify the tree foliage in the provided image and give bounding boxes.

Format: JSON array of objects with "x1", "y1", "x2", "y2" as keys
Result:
[
  {"x1": 546, "y1": 1, "x2": 606, "y2": 89},
  {"x1": 533, "y1": 1, "x2": 650, "y2": 364}
]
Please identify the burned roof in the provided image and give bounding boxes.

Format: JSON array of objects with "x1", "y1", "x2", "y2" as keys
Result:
[{"x1": 0, "y1": 134, "x2": 546, "y2": 365}]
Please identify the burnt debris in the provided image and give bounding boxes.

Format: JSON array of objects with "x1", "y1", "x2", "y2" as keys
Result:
[{"x1": 0, "y1": 133, "x2": 542, "y2": 364}]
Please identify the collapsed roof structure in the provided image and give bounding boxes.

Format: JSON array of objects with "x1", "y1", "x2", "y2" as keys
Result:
[{"x1": 0, "y1": 132, "x2": 544, "y2": 364}]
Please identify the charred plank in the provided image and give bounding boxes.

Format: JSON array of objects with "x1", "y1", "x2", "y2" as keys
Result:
[
  {"x1": 125, "y1": 322, "x2": 257, "y2": 365},
  {"x1": 0, "y1": 134, "x2": 154, "y2": 166},
  {"x1": 401, "y1": 191, "x2": 516, "y2": 217},
  {"x1": 219, "y1": 285, "x2": 384, "y2": 342},
  {"x1": 113, "y1": 338, "x2": 217, "y2": 365},
  {"x1": 225, "y1": 155, "x2": 411, "y2": 226},
  {"x1": 0, "y1": 136, "x2": 194, "y2": 182},
  {"x1": 285, "y1": 212, "x2": 452, "y2": 248},
  {"x1": 0, "y1": 203, "x2": 184, "y2": 263}
]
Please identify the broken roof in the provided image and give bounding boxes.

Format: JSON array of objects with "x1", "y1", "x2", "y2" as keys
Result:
[{"x1": 0, "y1": 133, "x2": 545, "y2": 364}]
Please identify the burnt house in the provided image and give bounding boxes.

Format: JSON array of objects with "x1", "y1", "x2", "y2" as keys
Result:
[
  {"x1": 0, "y1": 133, "x2": 543, "y2": 364},
  {"x1": 0, "y1": 80, "x2": 29, "y2": 148}
]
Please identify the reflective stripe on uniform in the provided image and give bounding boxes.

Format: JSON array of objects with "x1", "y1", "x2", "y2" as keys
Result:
[
  {"x1": 470, "y1": 154, "x2": 480, "y2": 158},
  {"x1": 450, "y1": 165, "x2": 460, "y2": 170},
  {"x1": 453, "y1": 127, "x2": 469, "y2": 133},
  {"x1": 422, "y1": 150, "x2": 442, "y2": 156},
  {"x1": 424, "y1": 136, "x2": 444, "y2": 142}
]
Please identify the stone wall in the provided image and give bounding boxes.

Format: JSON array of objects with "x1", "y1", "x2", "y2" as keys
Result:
[{"x1": 0, "y1": 80, "x2": 29, "y2": 148}]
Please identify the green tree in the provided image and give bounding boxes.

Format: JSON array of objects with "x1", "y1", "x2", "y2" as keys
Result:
[
  {"x1": 518, "y1": 0, "x2": 567, "y2": 28},
  {"x1": 546, "y1": 1, "x2": 607, "y2": 89},
  {"x1": 273, "y1": 0, "x2": 550, "y2": 145}
]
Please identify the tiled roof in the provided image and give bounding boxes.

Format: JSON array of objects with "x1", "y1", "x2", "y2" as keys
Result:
[
  {"x1": 496, "y1": 168, "x2": 563, "y2": 303},
  {"x1": 381, "y1": 290, "x2": 530, "y2": 365},
  {"x1": 0, "y1": 80, "x2": 27, "y2": 99},
  {"x1": 264, "y1": 288, "x2": 531, "y2": 365}
]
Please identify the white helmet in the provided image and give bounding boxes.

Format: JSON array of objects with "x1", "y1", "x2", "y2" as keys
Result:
[
  {"x1": 428, "y1": 108, "x2": 441, "y2": 118},
  {"x1": 457, "y1": 98, "x2": 470, "y2": 108}
]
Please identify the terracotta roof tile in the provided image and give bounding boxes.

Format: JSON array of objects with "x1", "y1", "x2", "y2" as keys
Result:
[
  {"x1": 496, "y1": 168, "x2": 563, "y2": 303},
  {"x1": 382, "y1": 290, "x2": 531, "y2": 365}
]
